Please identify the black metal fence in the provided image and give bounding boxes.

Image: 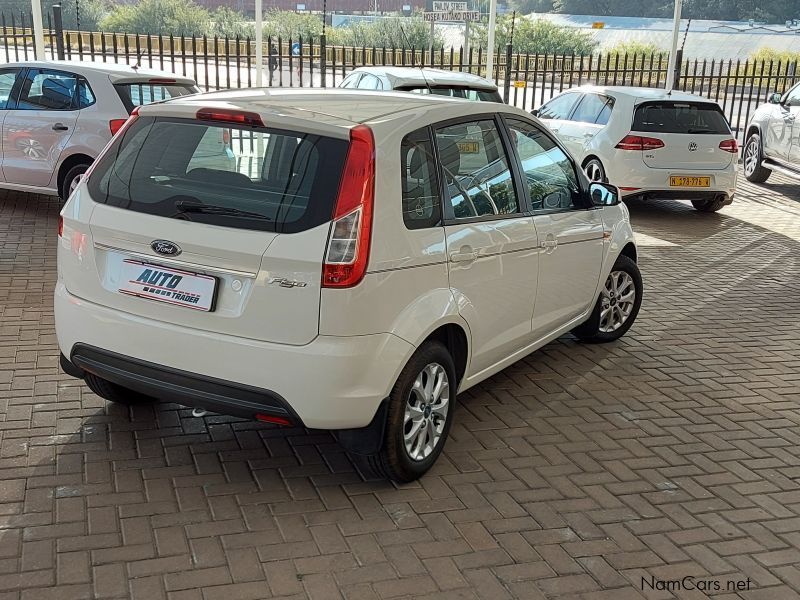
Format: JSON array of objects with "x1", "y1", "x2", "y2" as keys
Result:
[{"x1": 3, "y1": 10, "x2": 800, "y2": 140}]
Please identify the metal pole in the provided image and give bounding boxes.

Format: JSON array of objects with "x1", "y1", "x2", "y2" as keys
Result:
[
  {"x1": 464, "y1": 20, "x2": 470, "y2": 58},
  {"x1": 486, "y1": 0, "x2": 497, "y2": 80},
  {"x1": 31, "y1": 0, "x2": 45, "y2": 59},
  {"x1": 255, "y1": 0, "x2": 263, "y2": 87},
  {"x1": 53, "y1": 4, "x2": 65, "y2": 60},
  {"x1": 320, "y1": 0, "x2": 326, "y2": 88},
  {"x1": 665, "y1": 0, "x2": 683, "y2": 91}
]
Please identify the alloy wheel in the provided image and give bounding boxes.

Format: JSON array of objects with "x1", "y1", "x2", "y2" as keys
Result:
[
  {"x1": 744, "y1": 137, "x2": 759, "y2": 177},
  {"x1": 403, "y1": 362, "x2": 450, "y2": 461},
  {"x1": 68, "y1": 174, "x2": 82, "y2": 196},
  {"x1": 599, "y1": 270, "x2": 636, "y2": 333}
]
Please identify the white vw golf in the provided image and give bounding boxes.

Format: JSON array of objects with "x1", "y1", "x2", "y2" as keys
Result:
[
  {"x1": 535, "y1": 86, "x2": 738, "y2": 212},
  {"x1": 56, "y1": 89, "x2": 642, "y2": 481}
]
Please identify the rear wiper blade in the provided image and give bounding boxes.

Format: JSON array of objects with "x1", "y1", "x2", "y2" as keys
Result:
[
  {"x1": 174, "y1": 201, "x2": 272, "y2": 221},
  {"x1": 686, "y1": 128, "x2": 712, "y2": 133}
]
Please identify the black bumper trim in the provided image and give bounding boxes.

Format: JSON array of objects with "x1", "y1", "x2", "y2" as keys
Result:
[
  {"x1": 626, "y1": 190, "x2": 732, "y2": 205},
  {"x1": 68, "y1": 344, "x2": 302, "y2": 425}
]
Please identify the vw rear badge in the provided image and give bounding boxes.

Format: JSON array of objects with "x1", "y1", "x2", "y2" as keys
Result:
[
  {"x1": 688, "y1": 142, "x2": 698, "y2": 152},
  {"x1": 151, "y1": 240, "x2": 181, "y2": 257}
]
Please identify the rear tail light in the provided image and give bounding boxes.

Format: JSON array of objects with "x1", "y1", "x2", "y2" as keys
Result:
[
  {"x1": 322, "y1": 125, "x2": 375, "y2": 289},
  {"x1": 615, "y1": 134, "x2": 665, "y2": 151},
  {"x1": 719, "y1": 139, "x2": 738, "y2": 153},
  {"x1": 196, "y1": 108, "x2": 264, "y2": 127},
  {"x1": 58, "y1": 215, "x2": 63, "y2": 237},
  {"x1": 255, "y1": 413, "x2": 291, "y2": 426},
  {"x1": 109, "y1": 118, "x2": 127, "y2": 135}
]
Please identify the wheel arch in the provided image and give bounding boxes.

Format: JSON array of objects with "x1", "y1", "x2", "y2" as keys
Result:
[
  {"x1": 56, "y1": 153, "x2": 93, "y2": 197},
  {"x1": 421, "y1": 323, "x2": 469, "y2": 388},
  {"x1": 620, "y1": 242, "x2": 637, "y2": 263}
]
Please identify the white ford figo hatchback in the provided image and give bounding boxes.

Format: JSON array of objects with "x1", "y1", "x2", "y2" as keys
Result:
[{"x1": 56, "y1": 89, "x2": 642, "y2": 482}]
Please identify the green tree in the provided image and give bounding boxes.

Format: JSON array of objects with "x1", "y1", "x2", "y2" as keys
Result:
[
  {"x1": 328, "y1": 17, "x2": 443, "y2": 48},
  {"x1": 210, "y1": 7, "x2": 253, "y2": 39},
  {"x1": 100, "y1": 0, "x2": 210, "y2": 36},
  {"x1": 261, "y1": 10, "x2": 322, "y2": 41},
  {"x1": 470, "y1": 15, "x2": 597, "y2": 54},
  {"x1": 605, "y1": 39, "x2": 667, "y2": 56}
]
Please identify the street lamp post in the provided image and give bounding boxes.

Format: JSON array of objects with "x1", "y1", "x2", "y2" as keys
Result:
[
  {"x1": 321, "y1": 0, "x2": 327, "y2": 88},
  {"x1": 485, "y1": 0, "x2": 497, "y2": 81},
  {"x1": 665, "y1": 0, "x2": 683, "y2": 91},
  {"x1": 255, "y1": 0, "x2": 263, "y2": 87},
  {"x1": 31, "y1": 0, "x2": 45, "y2": 59}
]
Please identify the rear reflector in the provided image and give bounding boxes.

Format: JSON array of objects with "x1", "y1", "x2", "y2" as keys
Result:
[
  {"x1": 196, "y1": 108, "x2": 264, "y2": 127},
  {"x1": 616, "y1": 134, "x2": 665, "y2": 151},
  {"x1": 109, "y1": 118, "x2": 127, "y2": 135},
  {"x1": 255, "y1": 414, "x2": 291, "y2": 426},
  {"x1": 322, "y1": 125, "x2": 376, "y2": 289},
  {"x1": 719, "y1": 139, "x2": 738, "y2": 153},
  {"x1": 58, "y1": 215, "x2": 63, "y2": 237}
]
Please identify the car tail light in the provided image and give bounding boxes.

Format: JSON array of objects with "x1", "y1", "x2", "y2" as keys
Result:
[
  {"x1": 196, "y1": 108, "x2": 264, "y2": 127},
  {"x1": 615, "y1": 134, "x2": 665, "y2": 151},
  {"x1": 58, "y1": 215, "x2": 63, "y2": 237},
  {"x1": 322, "y1": 125, "x2": 375, "y2": 289},
  {"x1": 719, "y1": 139, "x2": 738, "y2": 153},
  {"x1": 255, "y1": 413, "x2": 291, "y2": 426},
  {"x1": 109, "y1": 119, "x2": 127, "y2": 135}
]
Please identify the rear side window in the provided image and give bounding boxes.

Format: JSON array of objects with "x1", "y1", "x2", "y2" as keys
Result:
[
  {"x1": 537, "y1": 92, "x2": 579, "y2": 120},
  {"x1": 114, "y1": 82, "x2": 199, "y2": 112},
  {"x1": 0, "y1": 68, "x2": 20, "y2": 109},
  {"x1": 17, "y1": 68, "x2": 80, "y2": 110},
  {"x1": 633, "y1": 101, "x2": 730, "y2": 134},
  {"x1": 570, "y1": 93, "x2": 608, "y2": 124},
  {"x1": 86, "y1": 116, "x2": 349, "y2": 233},
  {"x1": 401, "y1": 129, "x2": 441, "y2": 230}
]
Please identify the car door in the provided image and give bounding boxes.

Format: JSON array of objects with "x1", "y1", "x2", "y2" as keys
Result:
[
  {"x1": 534, "y1": 91, "x2": 581, "y2": 139},
  {"x1": 555, "y1": 93, "x2": 613, "y2": 159},
  {"x1": 504, "y1": 117, "x2": 605, "y2": 337},
  {"x1": 766, "y1": 84, "x2": 800, "y2": 161},
  {"x1": 434, "y1": 116, "x2": 539, "y2": 375},
  {"x1": 1, "y1": 67, "x2": 80, "y2": 188},
  {"x1": 0, "y1": 67, "x2": 23, "y2": 183}
]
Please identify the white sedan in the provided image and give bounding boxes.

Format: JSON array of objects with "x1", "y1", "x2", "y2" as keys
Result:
[{"x1": 534, "y1": 86, "x2": 738, "y2": 212}]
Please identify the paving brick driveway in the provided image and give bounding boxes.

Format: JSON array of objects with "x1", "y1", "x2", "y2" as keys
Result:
[{"x1": 1, "y1": 171, "x2": 800, "y2": 600}]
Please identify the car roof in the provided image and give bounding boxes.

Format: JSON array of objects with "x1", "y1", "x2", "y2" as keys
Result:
[
  {"x1": 350, "y1": 66, "x2": 498, "y2": 91},
  {"x1": 136, "y1": 88, "x2": 520, "y2": 137},
  {"x1": 4, "y1": 60, "x2": 196, "y2": 85},
  {"x1": 557, "y1": 85, "x2": 716, "y2": 103}
]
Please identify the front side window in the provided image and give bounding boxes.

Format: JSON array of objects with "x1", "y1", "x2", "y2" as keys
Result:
[
  {"x1": 0, "y1": 68, "x2": 20, "y2": 109},
  {"x1": 435, "y1": 118, "x2": 518, "y2": 219},
  {"x1": 17, "y1": 69, "x2": 79, "y2": 110},
  {"x1": 401, "y1": 128, "x2": 441, "y2": 230},
  {"x1": 358, "y1": 74, "x2": 381, "y2": 90},
  {"x1": 784, "y1": 84, "x2": 800, "y2": 107},
  {"x1": 537, "y1": 92, "x2": 579, "y2": 120},
  {"x1": 506, "y1": 118, "x2": 582, "y2": 211},
  {"x1": 86, "y1": 116, "x2": 349, "y2": 233},
  {"x1": 341, "y1": 73, "x2": 361, "y2": 88}
]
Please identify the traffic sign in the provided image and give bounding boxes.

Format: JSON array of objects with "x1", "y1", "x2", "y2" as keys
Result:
[{"x1": 291, "y1": 42, "x2": 301, "y2": 56}]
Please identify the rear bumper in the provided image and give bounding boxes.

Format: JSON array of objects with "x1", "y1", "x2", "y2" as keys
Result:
[
  {"x1": 55, "y1": 282, "x2": 414, "y2": 429},
  {"x1": 623, "y1": 190, "x2": 734, "y2": 205}
]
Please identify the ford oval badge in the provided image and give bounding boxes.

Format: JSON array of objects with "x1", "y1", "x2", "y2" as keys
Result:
[{"x1": 151, "y1": 240, "x2": 181, "y2": 256}]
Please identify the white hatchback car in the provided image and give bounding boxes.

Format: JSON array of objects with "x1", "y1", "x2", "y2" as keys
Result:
[
  {"x1": 56, "y1": 89, "x2": 642, "y2": 481},
  {"x1": 0, "y1": 60, "x2": 200, "y2": 200},
  {"x1": 534, "y1": 86, "x2": 738, "y2": 212}
]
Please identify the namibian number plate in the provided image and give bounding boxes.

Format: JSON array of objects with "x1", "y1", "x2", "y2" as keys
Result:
[
  {"x1": 118, "y1": 259, "x2": 216, "y2": 312},
  {"x1": 670, "y1": 176, "x2": 710, "y2": 187},
  {"x1": 457, "y1": 141, "x2": 480, "y2": 153}
]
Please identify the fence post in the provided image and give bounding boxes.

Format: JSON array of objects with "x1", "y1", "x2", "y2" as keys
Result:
[
  {"x1": 503, "y1": 43, "x2": 512, "y2": 102},
  {"x1": 320, "y1": 33, "x2": 326, "y2": 88},
  {"x1": 673, "y1": 48, "x2": 683, "y2": 90},
  {"x1": 52, "y1": 4, "x2": 65, "y2": 60}
]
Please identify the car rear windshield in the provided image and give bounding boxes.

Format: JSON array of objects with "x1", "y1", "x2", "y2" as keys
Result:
[
  {"x1": 86, "y1": 116, "x2": 349, "y2": 233},
  {"x1": 114, "y1": 82, "x2": 199, "y2": 113},
  {"x1": 402, "y1": 86, "x2": 502, "y2": 102},
  {"x1": 633, "y1": 101, "x2": 730, "y2": 134}
]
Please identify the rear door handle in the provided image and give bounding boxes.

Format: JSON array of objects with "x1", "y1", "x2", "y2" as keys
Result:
[
  {"x1": 450, "y1": 250, "x2": 479, "y2": 263},
  {"x1": 52, "y1": 123, "x2": 69, "y2": 131}
]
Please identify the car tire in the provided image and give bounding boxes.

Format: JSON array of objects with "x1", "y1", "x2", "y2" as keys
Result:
[
  {"x1": 691, "y1": 197, "x2": 727, "y2": 212},
  {"x1": 84, "y1": 373, "x2": 155, "y2": 405},
  {"x1": 743, "y1": 132, "x2": 771, "y2": 183},
  {"x1": 583, "y1": 158, "x2": 607, "y2": 183},
  {"x1": 368, "y1": 341, "x2": 457, "y2": 483},
  {"x1": 61, "y1": 164, "x2": 90, "y2": 202},
  {"x1": 572, "y1": 255, "x2": 643, "y2": 344}
]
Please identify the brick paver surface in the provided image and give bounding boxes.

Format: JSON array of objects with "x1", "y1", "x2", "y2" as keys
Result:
[{"x1": 2, "y1": 170, "x2": 800, "y2": 600}]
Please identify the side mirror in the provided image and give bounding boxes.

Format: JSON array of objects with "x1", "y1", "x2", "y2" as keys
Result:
[
  {"x1": 531, "y1": 108, "x2": 539, "y2": 117},
  {"x1": 769, "y1": 92, "x2": 783, "y2": 105},
  {"x1": 589, "y1": 182, "x2": 620, "y2": 207}
]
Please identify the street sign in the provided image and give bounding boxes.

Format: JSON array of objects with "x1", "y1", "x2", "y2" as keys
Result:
[
  {"x1": 432, "y1": 1, "x2": 467, "y2": 10},
  {"x1": 513, "y1": 81, "x2": 526, "y2": 88},
  {"x1": 592, "y1": 22, "x2": 605, "y2": 29},
  {"x1": 423, "y1": 10, "x2": 480, "y2": 22},
  {"x1": 291, "y1": 42, "x2": 301, "y2": 56}
]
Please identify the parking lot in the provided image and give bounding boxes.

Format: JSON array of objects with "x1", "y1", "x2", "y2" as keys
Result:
[{"x1": 1, "y1": 169, "x2": 799, "y2": 599}]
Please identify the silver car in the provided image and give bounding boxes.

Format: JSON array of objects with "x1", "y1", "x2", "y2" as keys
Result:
[
  {"x1": 743, "y1": 82, "x2": 800, "y2": 183},
  {"x1": 0, "y1": 60, "x2": 199, "y2": 200}
]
